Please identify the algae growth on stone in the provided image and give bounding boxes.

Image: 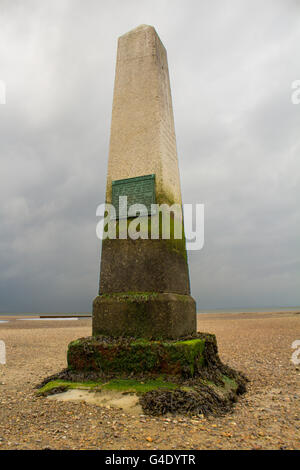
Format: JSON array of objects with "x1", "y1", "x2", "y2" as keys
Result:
[{"x1": 37, "y1": 332, "x2": 247, "y2": 417}]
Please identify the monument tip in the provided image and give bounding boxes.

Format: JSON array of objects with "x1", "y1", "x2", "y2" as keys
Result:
[{"x1": 120, "y1": 24, "x2": 157, "y2": 38}]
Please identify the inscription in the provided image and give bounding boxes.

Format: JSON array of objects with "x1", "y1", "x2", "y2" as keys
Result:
[{"x1": 112, "y1": 174, "x2": 156, "y2": 219}]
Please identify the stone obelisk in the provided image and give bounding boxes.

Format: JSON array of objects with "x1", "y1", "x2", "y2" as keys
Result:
[{"x1": 93, "y1": 25, "x2": 196, "y2": 339}]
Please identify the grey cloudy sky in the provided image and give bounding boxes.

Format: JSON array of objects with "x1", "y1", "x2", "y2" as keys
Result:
[{"x1": 0, "y1": 0, "x2": 299, "y2": 313}]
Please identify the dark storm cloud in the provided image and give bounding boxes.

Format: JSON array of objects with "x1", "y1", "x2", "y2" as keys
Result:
[{"x1": 0, "y1": 0, "x2": 299, "y2": 312}]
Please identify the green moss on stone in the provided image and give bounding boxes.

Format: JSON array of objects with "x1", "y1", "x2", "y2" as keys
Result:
[
  {"x1": 101, "y1": 378, "x2": 178, "y2": 393},
  {"x1": 37, "y1": 375, "x2": 240, "y2": 398},
  {"x1": 37, "y1": 330, "x2": 248, "y2": 416},
  {"x1": 36, "y1": 377, "x2": 179, "y2": 396},
  {"x1": 167, "y1": 339, "x2": 206, "y2": 375},
  {"x1": 103, "y1": 209, "x2": 188, "y2": 263},
  {"x1": 100, "y1": 292, "x2": 159, "y2": 302},
  {"x1": 67, "y1": 336, "x2": 207, "y2": 377},
  {"x1": 36, "y1": 379, "x2": 101, "y2": 396}
]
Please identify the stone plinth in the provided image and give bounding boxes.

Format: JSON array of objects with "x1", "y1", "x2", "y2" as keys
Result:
[
  {"x1": 93, "y1": 292, "x2": 196, "y2": 339},
  {"x1": 67, "y1": 335, "x2": 207, "y2": 377}
]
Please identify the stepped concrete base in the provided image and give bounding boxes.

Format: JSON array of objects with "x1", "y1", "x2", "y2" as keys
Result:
[
  {"x1": 92, "y1": 292, "x2": 196, "y2": 340},
  {"x1": 67, "y1": 335, "x2": 206, "y2": 376},
  {"x1": 38, "y1": 332, "x2": 248, "y2": 417}
]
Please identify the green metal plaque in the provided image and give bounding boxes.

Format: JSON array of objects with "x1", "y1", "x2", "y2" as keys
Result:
[{"x1": 112, "y1": 174, "x2": 156, "y2": 219}]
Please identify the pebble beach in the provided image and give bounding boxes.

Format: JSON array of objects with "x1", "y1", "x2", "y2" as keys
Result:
[{"x1": 0, "y1": 311, "x2": 299, "y2": 450}]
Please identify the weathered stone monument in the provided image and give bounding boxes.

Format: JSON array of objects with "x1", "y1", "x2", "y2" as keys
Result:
[
  {"x1": 92, "y1": 24, "x2": 196, "y2": 340},
  {"x1": 39, "y1": 26, "x2": 247, "y2": 416}
]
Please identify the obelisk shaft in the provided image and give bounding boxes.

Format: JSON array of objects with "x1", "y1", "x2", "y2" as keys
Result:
[
  {"x1": 93, "y1": 25, "x2": 196, "y2": 339},
  {"x1": 106, "y1": 24, "x2": 182, "y2": 207}
]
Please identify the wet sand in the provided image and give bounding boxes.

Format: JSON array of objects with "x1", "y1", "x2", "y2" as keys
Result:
[{"x1": 0, "y1": 311, "x2": 299, "y2": 449}]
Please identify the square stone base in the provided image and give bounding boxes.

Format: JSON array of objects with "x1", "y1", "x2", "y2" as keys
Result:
[
  {"x1": 67, "y1": 335, "x2": 206, "y2": 376},
  {"x1": 92, "y1": 292, "x2": 196, "y2": 339}
]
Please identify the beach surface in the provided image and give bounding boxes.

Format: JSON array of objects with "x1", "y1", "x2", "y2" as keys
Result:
[{"x1": 0, "y1": 311, "x2": 299, "y2": 450}]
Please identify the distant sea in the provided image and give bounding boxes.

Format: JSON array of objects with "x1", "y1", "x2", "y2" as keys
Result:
[
  {"x1": 0, "y1": 312, "x2": 91, "y2": 317},
  {"x1": 0, "y1": 307, "x2": 299, "y2": 317},
  {"x1": 197, "y1": 306, "x2": 300, "y2": 314}
]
